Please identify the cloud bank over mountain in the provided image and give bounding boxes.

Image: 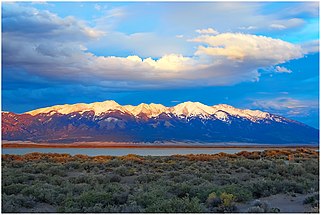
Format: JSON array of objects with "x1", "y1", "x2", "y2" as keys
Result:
[
  {"x1": 2, "y1": 2, "x2": 319, "y2": 128},
  {"x1": 3, "y1": 3, "x2": 306, "y2": 88}
]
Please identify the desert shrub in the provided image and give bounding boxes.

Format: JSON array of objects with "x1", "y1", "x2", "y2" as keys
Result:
[
  {"x1": 68, "y1": 174, "x2": 94, "y2": 184},
  {"x1": 2, "y1": 150, "x2": 319, "y2": 213},
  {"x1": 23, "y1": 163, "x2": 49, "y2": 174},
  {"x1": 168, "y1": 171, "x2": 180, "y2": 178},
  {"x1": 281, "y1": 180, "x2": 305, "y2": 194},
  {"x1": 275, "y1": 163, "x2": 289, "y2": 176},
  {"x1": 21, "y1": 183, "x2": 63, "y2": 204},
  {"x1": 78, "y1": 191, "x2": 113, "y2": 208},
  {"x1": 49, "y1": 175, "x2": 65, "y2": 186},
  {"x1": 8, "y1": 173, "x2": 35, "y2": 184},
  {"x1": 289, "y1": 164, "x2": 305, "y2": 176},
  {"x1": 136, "y1": 173, "x2": 159, "y2": 183},
  {"x1": 170, "y1": 182, "x2": 192, "y2": 198},
  {"x1": 84, "y1": 203, "x2": 105, "y2": 212},
  {"x1": 206, "y1": 192, "x2": 221, "y2": 207},
  {"x1": 2, "y1": 194, "x2": 36, "y2": 212},
  {"x1": 65, "y1": 183, "x2": 91, "y2": 195},
  {"x1": 303, "y1": 160, "x2": 319, "y2": 175},
  {"x1": 249, "y1": 180, "x2": 276, "y2": 198},
  {"x1": 129, "y1": 184, "x2": 169, "y2": 208},
  {"x1": 271, "y1": 207, "x2": 281, "y2": 212},
  {"x1": 114, "y1": 166, "x2": 129, "y2": 176},
  {"x1": 58, "y1": 197, "x2": 82, "y2": 212},
  {"x1": 146, "y1": 197, "x2": 203, "y2": 212},
  {"x1": 65, "y1": 161, "x2": 81, "y2": 170},
  {"x1": 112, "y1": 190, "x2": 129, "y2": 205},
  {"x1": 304, "y1": 194, "x2": 319, "y2": 205},
  {"x1": 60, "y1": 191, "x2": 114, "y2": 212},
  {"x1": 107, "y1": 159, "x2": 122, "y2": 168},
  {"x1": 44, "y1": 165, "x2": 67, "y2": 176},
  {"x1": 235, "y1": 166, "x2": 250, "y2": 173},
  {"x1": 2, "y1": 194, "x2": 20, "y2": 213},
  {"x1": 109, "y1": 174, "x2": 121, "y2": 183},
  {"x1": 171, "y1": 173, "x2": 193, "y2": 183},
  {"x1": 187, "y1": 182, "x2": 217, "y2": 202},
  {"x1": 217, "y1": 192, "x2": 237, "y2": 212},
  {"x1": 92, "y1": 174, "x2": 110, "y2": 184},
  {"x1": 200, "y1": 173, "x2": 213, "y2": 181},
  {"x1": 3, "y1": 183, "x2": 29, "y2": 195},
  {"x1": 219, "y1": 184, "x2": 253, "y2": 202}
]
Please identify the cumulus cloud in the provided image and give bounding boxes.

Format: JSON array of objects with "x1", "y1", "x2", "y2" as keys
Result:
[
  {"x1": 196, "y1": 28, "x2": 219, "y2": 35},
  {"x1": 192, "y1": 33, "x2": 303, "y2": 61},
  {"x1": 3, "y1": 3, "x2": 306, "y2": 89}
]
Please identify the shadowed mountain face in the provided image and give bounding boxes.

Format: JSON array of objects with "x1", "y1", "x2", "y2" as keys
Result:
[{"x1": 2, "y1": 101, "x2": 319, "y2": 144}]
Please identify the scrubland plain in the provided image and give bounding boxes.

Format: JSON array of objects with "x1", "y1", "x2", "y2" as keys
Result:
[{"x1": 1, "y1": 149, "x2": 319, "y2": 213}]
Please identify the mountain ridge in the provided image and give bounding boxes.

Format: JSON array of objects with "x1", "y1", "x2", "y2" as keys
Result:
[
  {"x1": 24, "y1": 100, "x2": 280, "y2": 123},
  {"x1": 2, "y1": 100, "x2": 318, "y2": 144}
]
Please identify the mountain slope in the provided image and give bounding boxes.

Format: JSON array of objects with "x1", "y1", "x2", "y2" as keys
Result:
[{"x1": 2, "y1": 100, "x2": 319, "y2": 144}]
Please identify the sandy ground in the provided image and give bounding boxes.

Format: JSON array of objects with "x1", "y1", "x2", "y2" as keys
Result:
[{"x1": 237, "y1": 193, "x2": 319, "y2": 213}]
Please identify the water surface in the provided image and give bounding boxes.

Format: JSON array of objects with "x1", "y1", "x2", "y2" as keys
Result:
[{"x1": 2, "y1": 147, "x2": 266, "y2": 156}]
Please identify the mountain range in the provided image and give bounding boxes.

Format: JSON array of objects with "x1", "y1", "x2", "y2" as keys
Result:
[{"x1": 2, "y1": 100, "x2": 319, "y2": 144}]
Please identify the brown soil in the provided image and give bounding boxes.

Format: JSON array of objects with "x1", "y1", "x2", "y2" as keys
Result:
[{"x1": 237, "y1": 193, "x2": 319, "y2": 213}]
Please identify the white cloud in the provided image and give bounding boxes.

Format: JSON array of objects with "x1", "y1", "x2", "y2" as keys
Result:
[
  {"x1": 301, "y1": 40, "x2": 319, "y2": 54},
  {"x1": 196, "y1": 28, "x2": 219, "y2": 35},
  {"x1": 269, "y1": 18, "x2": 305, "y2": 30},
  {"x1": 87, "y1": 31, "x2": 193, "y2": 58},
  {"x1": 238, "y1": 26, "x2": 257, "y2": 30},
  {"x1": 3, "y1": 4, "x2": 306, "y2": 89},
  {"x1": 251, "y1": 97, "x2": 318, "y2": 117},
  {"x1": 192, "y1": 33, "x2": 303, "y2": 62},
  {"x1": 270, "y1": 24, "x2": 286, "y2": 30},
  {"x1": 275, "y1": 66, "x2": 292, "y2": 73}
]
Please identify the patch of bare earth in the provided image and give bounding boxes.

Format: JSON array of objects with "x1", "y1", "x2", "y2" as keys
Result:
[
  {"x1": 19, "y1": 202, "x2": 57, "y2": 213},
  {"x1": 237, "y1": 193, "x2": 319, "y2": 213}
]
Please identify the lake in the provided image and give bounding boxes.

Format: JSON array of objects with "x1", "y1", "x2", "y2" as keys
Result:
[{"x1": 2, "y1": 147, "x2": 276, "y2": 156}]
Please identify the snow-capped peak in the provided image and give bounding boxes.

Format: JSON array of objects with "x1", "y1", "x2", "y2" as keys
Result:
[
  {"x1": 27, "y1": 100, "x2": 127, "y2": 116},
  {"x1": 213, "y1": 104, "x2": 271, "y2": 121},
  {"x1": 171, "y1": 101, "x2": 216, "y2": 117},
  {"x1": 25, "y1": 100, "x2": 275, "y2": 122},
  {"x1": 124, "y1": 103, "x2": 169, "y2": 117}
]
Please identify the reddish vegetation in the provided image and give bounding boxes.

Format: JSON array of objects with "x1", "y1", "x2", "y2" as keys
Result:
[
  {"x1": 2, "y1": 148, "x2": 318, "y2": 163},
  {"x1": 172, "y1": 148, "x2": 318, "y2": 161}
]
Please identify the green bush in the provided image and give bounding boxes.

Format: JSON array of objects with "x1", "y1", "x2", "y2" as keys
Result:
[
  {"x1": 3, "y1": 183, "x2": 28, "y2": 195},
  {"x1": 146, "y1": 197, "x2": 203, "y2": 212},
  {"x1": 136, "y1": 174, "x2": 159, "y2": 183},
  {"x1": 2, "y1": 150, "x2": 319, "y2": 213},
  {"x1": 219, "y1": 184, "x2": 253, "y2": 202},
  {"x1": 78, "y1": 191, "x2": 113, "y2": 208}
]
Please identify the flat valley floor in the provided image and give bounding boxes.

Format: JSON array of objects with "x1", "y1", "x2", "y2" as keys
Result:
[{"x1": 1, "y1": 148, "x2": 319, "y2": 213}]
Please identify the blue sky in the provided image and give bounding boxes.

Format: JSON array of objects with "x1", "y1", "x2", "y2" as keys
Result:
[{"x1": 2, "y1": 1, "x2": 319, "y2": 128}]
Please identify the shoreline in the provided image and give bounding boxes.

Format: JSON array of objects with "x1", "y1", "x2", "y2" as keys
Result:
[{"x1": 2, "y1": 142, "x2": 319, "y2": 149}]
